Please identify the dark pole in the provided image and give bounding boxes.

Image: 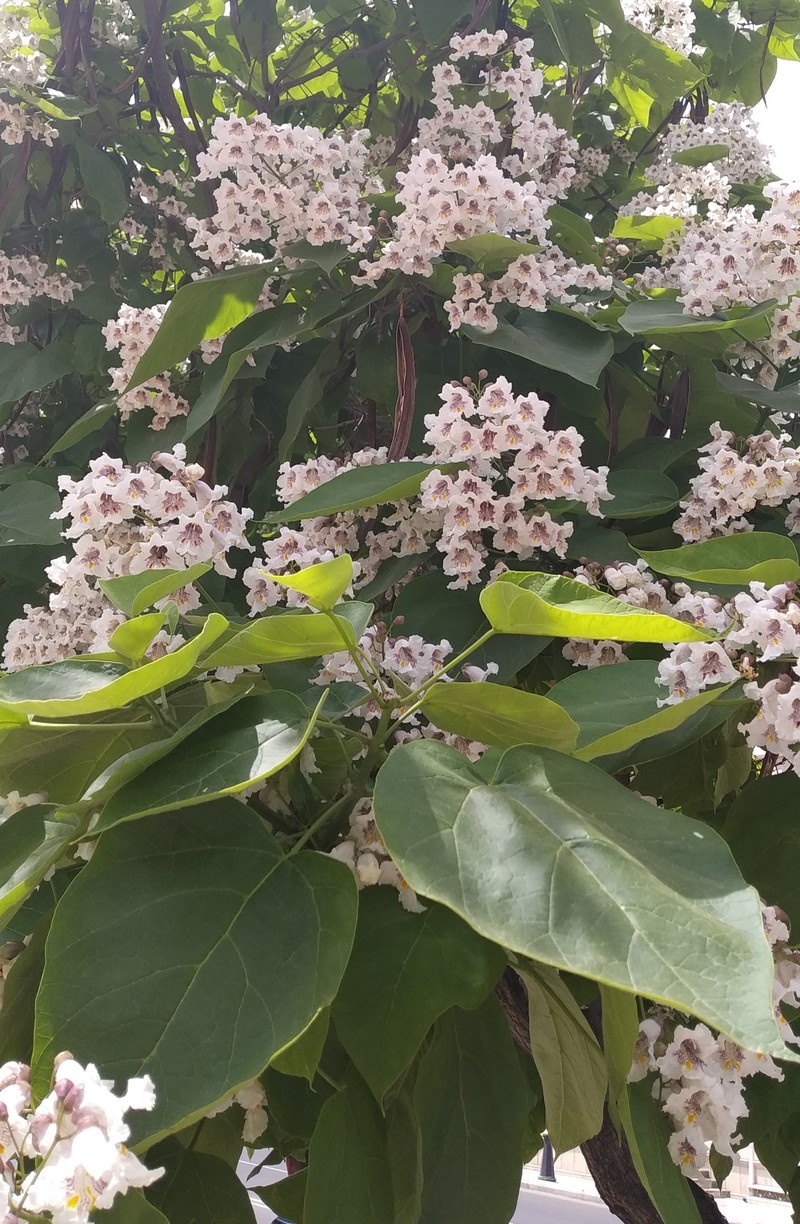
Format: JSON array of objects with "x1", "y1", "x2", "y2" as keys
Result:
[{"x1": 539, "y1": 1134, "x2": 557, "y2": 1182}]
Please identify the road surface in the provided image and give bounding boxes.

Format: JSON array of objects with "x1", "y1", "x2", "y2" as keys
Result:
[{"x1": 240, "y1": 1156, "x2": 615, "y2": 1224}]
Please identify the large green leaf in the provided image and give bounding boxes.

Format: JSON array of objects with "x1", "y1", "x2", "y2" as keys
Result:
[
  {"x1": 147, "y1": 1142, "x2": 255, "y2": 1224},
  {"x1": 422, "y1": 681, "x2": 578, "y2": 752},
  {"x1": 373, "y1": 740, "x2": 786, "y2": 1054},
  {"x1": 0, "y1": 615, "x2": 226, "y2": 718},
  {"x1": 600, "y1": 983, "x2": 639, "y2": 1131},
  {"x1": 522, "y1": 963, "x2": 606, "y2": 1154},
  {"x1": 0, "y1": 344, "x2": 74, "y2": 412},
  {"x1": 94, "y1": 692, "x2": 321, "y2": 831},
  {"x1": 263, "y1": 461, "x2": 458, "y2": 524},
  {"x1": 333, "y1": 889, "x2": 504, "y2": 1103},
  {"x1": 619, "y1": 299, "x2": 775, "y2": 356},
  {"x1": 462, "y1": 311, "x2": 614, "y2": 387},
  {"x1": 202, "y1": 610, "x2": 354, "y2": 668},
  {"x1": 127, "y1": 267, "x2": 272, "y2": 390},
  {"x1": 639, "y1": 533, "x2": 800, "y2": 585},
  {"x1": 725, "y1": 774, "x2": 800, "y2": 932},
  {"x1": 305, "y1": 1083, "x2": 394, "y2": 1224},
  {"x1": 0, "y1": 718, "x2": 158, "y2": 805},
  {"x1": 672, "y1": 143, "x2": 730, "y2": 166},
  {"x1": 607, "y1": 25, "x2": 702, "y2": 126},
  {"x1": 33, "y1": 801, "x2": 358, "y2": 1145},
  {"x1": 411, "y1": 0, "x2": 473, "y2": 43},
  {"x1": 549, "y1": 660, "x2": 738, "y2": 764},
  {"x1": 0, "y1": 806, "x2": 85, "y2": 930},
  {"x1": 413, "y1": 997, "x2": 526, "y2": 1224},
  {"x1": 480, "y1": 572, "x2": 711, "y2": 643},
  {"x1": 100, "y1": 565, "x2": 213, "y2": 617}
]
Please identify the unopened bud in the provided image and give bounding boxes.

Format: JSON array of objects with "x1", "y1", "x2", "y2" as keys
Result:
[
  {"x1": 775, "y1": 673, "x2": 794, "y2": 694},
  {"x1": 477, "y1": 368, "x2": 488, "y2": 380},
  {"x1": 53, "y1": 1051, "x2": 74, "y2": 1069},
  {"x1": 55, "y1": 1077, "x2": 75, "y2": 1102}
]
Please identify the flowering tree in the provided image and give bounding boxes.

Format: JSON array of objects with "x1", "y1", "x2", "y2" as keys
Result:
[{"x1": 4, "y1": 0, "x2": 800, "y2": 1221}]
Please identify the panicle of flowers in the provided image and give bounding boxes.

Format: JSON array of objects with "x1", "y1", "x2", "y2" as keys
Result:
[
  {"x1": 629, "y1": 905, "x2": 798, "y2": 1178},
  {"x1": 674, "y1": 421, "x2": 800, "y2": 541},
  {"x1": 355, "y1": 32, "x2": 611, "y2": 330},
  {"x1": 620, "y1": 0, "x2": 696, "y2": 55},
  {"x1": 330, "y1": 797, "x2": 426, "y2": 912},
  {"x1": 0, "y1": 249, "x2": 78, "y2": 344},
  {"x1": 91, "y1": 0, "x2": 139, "y2": 49},
  {"x1": 0, "y1": 1054, "x2": 162, "y2": 1222},
  {"x1": 189, "y1": 116, "x2": 376, "y2": 267},
  {"x1": 0, "y1": 97, "x2": 55, "y2": 145},
  {"x1": 0, "y1": 2, "x2": 46, "y2": 89},
  {"x1": 102, "y1": 304, "x2": 190, "y2": 429},
  {"x1": 3, "y1": 446, "x2": 252, "y2": 670}
]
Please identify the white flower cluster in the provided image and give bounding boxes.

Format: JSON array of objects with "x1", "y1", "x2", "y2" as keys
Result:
[
  {"x1": 0, "y1": 97, "x2": 55, "y2": 146},
  {"x1": 330, "y1": 797, "x2": 425, "y2": 912},
  {"x1": 620, "y1": 0, "x2": 696, "y2": 55},
  {"x1": 656, "y1": 642, "x2": 739, "y2": 704},
  {"x1": 0, "y1": 250, "x2": 78, "y2": 344},
  {"x1": 91, "y1": 0, "x2": 139, "y2": 50},
  {"x1": 674, "y1": 422, "x2": 800, "y2": 542},
  {"x1": 630, "y1": 905, "x2": 800, "y2": 1178},
  {"x1": 3, "y1": 446, "x2": 251, "y2": 670},
  {"x1": 356, "y1": 33, "x2": 610, "y2": 329},
  {"x1": 0, "y1": 2, "x2": 45, "y2": 88},
  {"x1": 244, "y1": 378, "x2": 609, "y2": 606},
  {"x1": 102, "y1": 304, "x2": 189, "y2": 429},
  {"x1": 0, "y1": 789, "x2": 45, "y2": 824},
  {"x1": 189, "y1": 116, "x2": 376, "y2": 267},
  {"x1": 0, "y1": 1055, "x2": 162, "y2": 1223}
]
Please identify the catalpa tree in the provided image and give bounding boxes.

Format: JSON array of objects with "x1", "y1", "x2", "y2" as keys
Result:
[{"x1": 1, "y1": 0, "x2": 800, "y2": 1221}]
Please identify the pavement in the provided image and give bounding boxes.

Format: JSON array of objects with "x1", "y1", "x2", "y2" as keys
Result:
[{"x1": 240, "y1": 1156, "x2": 793, "y2": 1224}]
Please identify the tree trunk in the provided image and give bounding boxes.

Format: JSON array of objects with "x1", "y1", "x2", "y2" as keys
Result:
[{"x1": 496, "y1": 970, "x2": 728, "y2": 1224}]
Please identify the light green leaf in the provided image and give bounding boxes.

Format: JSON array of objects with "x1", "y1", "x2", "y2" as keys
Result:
[
  {"x1": 265, "y1": 555, "x2": 353, "y2": 611},
  {"x1": 638, "y1": 533, "x2": 800, "y2": 585},
  {"x1": 422, "y1": 682, "x2": 578, "y2": 752},
  {"x1": 373, "y1": 740, "x2": 787, "y2": 1054},
  {"x1": 263, "y1": 461, "x2": 459, "y2": 524},
  {"x1": 462, "y1": 311, "x2": 614, "y2": 387},
  {"x1": 602, "y1": 469, "x2": 679, "y2": 518},
  {"x1": 99, "y1": 565, "x2": 213, "y2": 617},
  {"x1": 94, "y1": 692, "x2": 321, "y2": 831},
  {"x1": 202, "y1": 610, "x2": 354, "y2": 668},
  {"x1": 672, "y1": 143, "x2": 730, "y2": 166},
  {"x1": 611, "y1": 215, "x2": 685, "y2": 244},
  {"x1": 547, "y1": 204, "x2": 600, "y2": 265},
  {"x1": 75, "y1": 141, "x2": 128, "y2": 225},
  {"x1": 0, "y1": 806, "x2": 86, "y2": 930},
  {"x1": 600, "y1": 983, "x2": 640, "y2": 1131},
  {"x1": 413, "y1": 996, "x2": 527, "y2": 1224},
  {"x1": 549, "y1": 660, "x2": 737, "y2": 764},
  {"x1": 305, "y1": 1084, "x2": 393, "y2": 1224},
  {"x1": 33, "y1": 801, "x2": 358, "y2": 1145},
  {"x1": 521, "y1": 963, "x2": 606, "y2": 1154},
  {"x1": 109, "y1": 614, "x2": 166, "y2": 661},
  {"x1": 127, "y1": 267, "x2": 272, "y2": 391},
  {"x1": 147, "y1": 1141, "x2": 256, "y2": 1224},
  {"x1": 333, "y1": 889, "x2": 504, "y2": 1103},
  {"x1": 0, "y1": 615, "x2": 227, "y2": 718},
  {"x1": 479, "y1": 571, "x2": 711, "y2": 643}
]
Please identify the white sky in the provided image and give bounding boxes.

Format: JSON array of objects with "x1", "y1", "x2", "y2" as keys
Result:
[{"x1": 754, "y1": 58, "x2": 800, "y2": 181}]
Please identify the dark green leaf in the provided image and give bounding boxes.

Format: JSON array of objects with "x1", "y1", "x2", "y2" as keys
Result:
[
  {"x1": 148, "y1": 1141, "x2": 255, "y2": 1224},
  {"x1": 602, "y1": 469, "x2": 679, "y2": 519},
  {"x1": 76, "y1": 141, "x2": 128, "y2": 225},
  {"x1": 32, "y1": 801, "x2": 357, "y2": 1145},
  {"x1": 620, "y1": 1079, "x2": 702, "y2": 1224},
  {"x1": 43, "y1": 400, "x2": 117, "y2": 460},
  {"x1": 264, "y1": 461, "x2": 459, "y2": 524},
  {"x1": 463, "y1": 311, "x2": 614, "y2": 387},
  {"x1": 414, "y1": 997, "x2": 526, "y2": 1224},
  {"x1": 639, "y1": 533, "x2": 800, "y2": 585},
  {"x1": 0, "y1": 805, "x2": 86, "y2": 929},
  {"x1": 600, "y1": 983, "x2": 640, "y2": 1131},
  {"x1": 333, "y1": 889, "x2": 504, "y2": 1103},
  {"x1": 0, "y1": 481, "x2": 62, "y2": 546},
  {"x1": 725, "y1": 774, "x2": 800, "y2": 932},
  {"x1": 95, "y1": 1191, "x2": 170, "y2": 1224},
  {"x1": 305, "y1": 1083, "x2": 393, "y2": 1224}
]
